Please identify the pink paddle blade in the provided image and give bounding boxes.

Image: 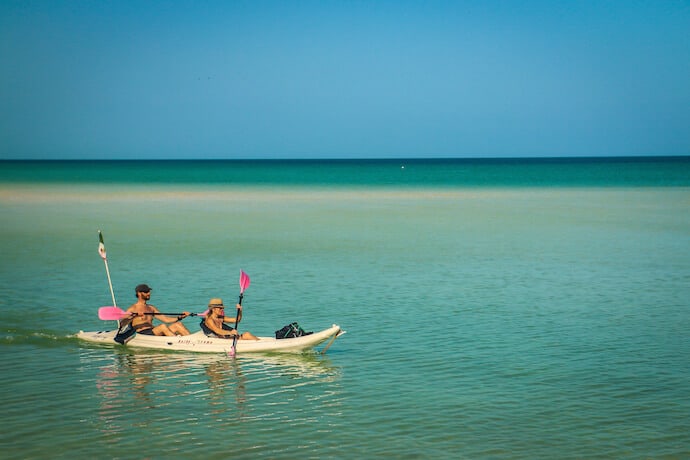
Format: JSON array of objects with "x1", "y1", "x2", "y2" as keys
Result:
[
  {"x1": 239, "y1": 270, "x2": 251, "y2": 293},
  {"x1": 98, "y1": 306, "x2": 127, "y2": 321}
]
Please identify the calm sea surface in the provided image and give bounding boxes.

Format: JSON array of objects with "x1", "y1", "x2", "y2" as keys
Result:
[{"x1": 1, "y1": 158, "x2": 689, "y2": 459}]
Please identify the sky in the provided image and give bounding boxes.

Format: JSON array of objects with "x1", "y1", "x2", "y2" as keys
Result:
[{"x1": 1, "y1": 1, "x2": 689, "y2": 160}]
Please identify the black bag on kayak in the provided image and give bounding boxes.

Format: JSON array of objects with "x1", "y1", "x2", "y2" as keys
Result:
[{"x1": 275, "y1": 322, "x2": 312, "y2": 339}]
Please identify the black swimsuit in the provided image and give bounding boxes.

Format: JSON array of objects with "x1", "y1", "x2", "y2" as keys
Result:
[
  {"x1": 199, "y1": 319, "x2": 235, "y2": 338},
  {"x1": 135, "y1": 322, "x2": 155, "y2": 335}
]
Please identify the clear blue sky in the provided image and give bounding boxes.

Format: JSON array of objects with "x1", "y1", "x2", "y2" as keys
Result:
[{"x1": 1, "y1": 1, "x2": 689, "y2": 159}]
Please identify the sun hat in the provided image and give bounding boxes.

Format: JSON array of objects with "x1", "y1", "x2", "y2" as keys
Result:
[{"x1": 208, "y1": 298, "x2": 224, "y2": 307}]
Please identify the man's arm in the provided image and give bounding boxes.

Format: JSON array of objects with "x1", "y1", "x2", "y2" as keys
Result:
[{"x1": 153, "y1": 306, "x2": 190, "y2": 324}]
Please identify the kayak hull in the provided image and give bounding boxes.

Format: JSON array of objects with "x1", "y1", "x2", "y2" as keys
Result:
[{"x1": 76, "y1": 325, "x2": 344, "y2": 354}]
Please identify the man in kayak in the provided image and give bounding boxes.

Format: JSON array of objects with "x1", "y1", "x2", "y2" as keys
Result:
[
  {"x1": 201, "y1": 297, "x2": 258, "y2": 340},
  {"x1": 123, "y1": 284, "x2": 191, "y2": 336}
]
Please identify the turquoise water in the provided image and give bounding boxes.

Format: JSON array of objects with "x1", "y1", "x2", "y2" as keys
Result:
[
  {"x1": 1, "y1": 157, "x2": 689, "y2": 187},
  {"x1": 1, "y1": 159, "x2": 689, "y2": 458}
]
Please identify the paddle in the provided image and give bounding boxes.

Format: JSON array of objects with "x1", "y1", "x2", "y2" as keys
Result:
[
  {"x1": 98, "y1": 230, "x2": 134, "y2": 343},
  {"x1": 98, "y1": 306, "x2": 205, "y2": 321},
  {"x1": 229, "y1": 270, "x2": 251, "y2": 357},
  {"x1": 97, "y1": 231, "x2": 118, "y2": 309}
]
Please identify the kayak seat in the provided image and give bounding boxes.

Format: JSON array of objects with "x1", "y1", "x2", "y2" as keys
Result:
[
  {"x1": 114, "y1": 323, "x2": 136, "y2": 344},
  {"x1": 199, "y1": 319, "x2": 236, "y2": 338}
]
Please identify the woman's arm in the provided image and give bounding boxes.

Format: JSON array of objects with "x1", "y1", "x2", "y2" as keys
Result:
[
  {"x1": 205, "y1": 318, "x2": 238, "y2": 338},
  {"x1": 222, "y1": 304, "x2": 243, "y2": 324}
]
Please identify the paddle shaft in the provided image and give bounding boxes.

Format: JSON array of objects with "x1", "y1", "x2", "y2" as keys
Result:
[
  {"x1": 98, "y1": 231, "x2": 118, "y2": 308},
  {"x1": 119, "y1": 312, "x2": 198, "y2": 322},
  {"x1": 103, "y1": 259, "x2": 117, "y2": 308},
  {"x1": 230, "y1": 293, "x2": 243, "y2": 353},
  {"x1": 234, "y1": 293, "x2": 243, "y2": 326},
  {"x1": 146, "y1": 312, "x2": 197, "y2": 317},
  {"x1": 99, "y1": 306, "x2": 202, "y2": 321},
  {"x1": 230, "y1": 270, "x2": 250, "y2": 356}
]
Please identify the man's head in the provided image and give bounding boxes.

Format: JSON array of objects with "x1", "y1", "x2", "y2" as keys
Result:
[{"x1": 135, "y1": 284, "x2": 152, "y2": 298}]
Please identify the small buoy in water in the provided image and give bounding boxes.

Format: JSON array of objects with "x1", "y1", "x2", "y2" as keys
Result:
[{"x1": 401, "y1": 165, "x2": 405, "y2": 169}]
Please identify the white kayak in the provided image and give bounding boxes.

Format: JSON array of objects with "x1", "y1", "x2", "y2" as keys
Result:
[{"x1": 77, "y1": 324, "x2": 344, "y2": 354}]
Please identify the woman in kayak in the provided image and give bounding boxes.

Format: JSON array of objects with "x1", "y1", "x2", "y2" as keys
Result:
[
  {"x1": 124, "y1": 284, "x2": 191, "y2": 336},
  {"x1": 201, "y1": 298, "x2": 258, "y2": 340}
]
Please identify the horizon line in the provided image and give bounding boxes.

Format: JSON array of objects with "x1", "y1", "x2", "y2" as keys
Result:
[{"x1": 1, "y1": 154, "x2": 689, "y2": 162}]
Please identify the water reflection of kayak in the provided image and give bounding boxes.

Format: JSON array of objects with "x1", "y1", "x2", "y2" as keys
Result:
[
  {"x1": 77, "y1": 324, "x2": 345, "y2": 354},
  {"x1": 93, "y1": 348, "x2": 342, "y2": 381}
]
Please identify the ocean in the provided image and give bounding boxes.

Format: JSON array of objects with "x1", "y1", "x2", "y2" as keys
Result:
[{"x1": 1, "y1": 157, "x2": 689, "y2": 459}]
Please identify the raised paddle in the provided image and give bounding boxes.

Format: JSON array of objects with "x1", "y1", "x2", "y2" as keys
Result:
[
  {"x1": 98, "y1": 306, "x2": 205, "y2": 321},
  {"x1": 229, "y1": 270, "x2": 251, "y2": 357},
  {"x1": 97, "y1": 231, "x2": 118, "y2": 308},
  {"x1": 98, "y1": 231, "x2": 131, "y2": 341}
]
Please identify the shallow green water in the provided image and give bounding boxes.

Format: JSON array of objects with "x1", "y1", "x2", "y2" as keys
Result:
[{"x1": 1, "y1": 159, "x2": 689, "y2": 458}]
